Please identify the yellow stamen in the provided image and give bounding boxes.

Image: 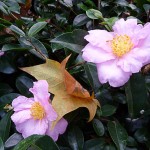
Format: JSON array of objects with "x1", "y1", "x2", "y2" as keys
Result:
[
  {"x1": 30, "y1": 102, "x2": 45, "y2": 120},
  {"x1": 111, "y1": 34, "x2": 134, "y2": 57}
]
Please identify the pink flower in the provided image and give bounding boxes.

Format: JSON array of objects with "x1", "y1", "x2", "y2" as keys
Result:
[
  {"x1": 82, "y1": 18, "x2": 150, "y2": 87},
  {"x1": 0, "y1": 51, "x2": 4, "y2": 56},
  {"x1": 11, "y1": 80, "x2": 68, "y2": 141}
]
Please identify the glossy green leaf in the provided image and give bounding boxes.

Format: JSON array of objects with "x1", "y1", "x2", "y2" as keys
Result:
[
  {"x1": 51, "y1": 43, "x2": 64, "y2": 52},
  {"x1": 84, "y1": 63, "x2": 100, "y2": 92},
  {"x1": 6, "y1": 0, "x2": 20, "y2": 14},
  {"x1": 2, "y1": 44, "x2": 29, "y2": 51},
  {"x1": 16, "y1": 76, "x2": 33, "y2": 97},
  {"x1": 0, "y1": 137, "x2": 4, "y2": 150},
  {"x1": 101, "y1": 105, "x2": 117, "y2": 117},
  {"x1": 0, "y1": 93, "x2": 20, "y2": 104},
  {"x1": 134, "y1": 0, "x2": 147, "y2": 8},
  {"x1": 127, "y1": 136, "x2": 137, "y2": 147},
  {"x1": 68, "y1": 126, "x2": 84, "y2": 150},
  {"x1": 0, "y1": 83, "x2": 13, "y2": 96},
  {"x1": 0, "y1": 111, "x2": 13, "y2": 142},
  {"x1": 73, "y1": 14, "x2": 90, "y2": 26},
  {"x1": 0, "y1": 55, "x2": 15, "y2": 74},
  {"x1": 92, "y1": 119, "x2": 105, "y2": 136},
  {"x1": 14, "y1": 135, "x2": 60, "y2": 150},
  {"x1": 51, "y1": 29, "x2": 87, "y2": 53},
  {"x1": 107, "y1": 121, "x2": 128, "y2": 150},
  {"x1": 13, "y1": 135, "x2": 43, "y2": 150},
  {"x1": 86, "y1": 9, "x2": 103, "y2": 19},
  {"x1": 5, "y1": 133, "x2": 23, "y2": 149},
  {"x1": 0, "y1": 18, "x2": 11, "y2": 26},
  {"x1": 125, "y1": 73, "x2": 149, "y2": 118},
  {"x1": 0, "y1": 2, "x2": 9, "y2": 14},
  {"x1": 34, "y1": 135, "x2": 60, "y2": 150},
  {"x1": 134, "y1": 128, "x2": 150, "y2": 143},
  {"x1": 103, "y1": 144, "x2": 116, "y2": 150},
  {"x1": 28, "y1": 22, "x2": 47, "y2": 37},
  {"x1": 9, "y1": 25, "x2": 25, "y2": 36},
  {"x1": 83, "y1": 138, "x2": 105, "y2": 150},
  {"x1": 30, "y1": 37, "x2": 48, "y2": 57},
  {"x1": 103, "y1": 17, "x2": 118, "y2": 28}
]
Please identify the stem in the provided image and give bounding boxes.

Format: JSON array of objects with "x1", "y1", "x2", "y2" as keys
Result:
[
  {"x1": 28, "y1": 39, "x2": 47, "y2": 60},
  {"x1": 147, "y1": 10, "x2": 150, "y2": 22},
  {"x1": 10, "y1": 13, "x2": 19, "y2": 20},
  {"x1": 68, "y1": 61, "x2": 86, "y2": 70},
  {"x1": 98, "y1": 0, "x2": 101, "y2": 10}
]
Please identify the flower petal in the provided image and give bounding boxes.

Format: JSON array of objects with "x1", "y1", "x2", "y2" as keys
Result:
[
  {"x1": 46, "y1": 118, "x2": 68, "y2": 141},
  {"x1": 12, "y1": 96, "x2": 34, "y2": 112},
  {"x1": 84, "y1": 30, "x2": 113, "y2": 51},
  {"x1": 82, "y1": 44, "x2": 115, "y2": 63},
  {"x1": 16, "y1": 118, "x2": 48, "y2": 138},
  {"x1": 97, "y1": 60, "x2": 131, "y2": 87},
  {"x1": 117, "y1": 52, "x2": 143, "y2": 73},
  {"x1": 11, "y1": 109, "x2": 31, "y2": 124},
  {"x1": 113, "y1": 18, "x2": 140, "y2": 36},
  {"x1": 30, "y1": 80, "x2": 57, "y2": 121},
  {"x1": 131, "y1": 48, "x2": 150, "y2": 65},
  {"x1": 45, "y1": 103, "x2": 58, "y2": 122},
  {"x1": 29, "y1": 80, "x2": 50, "y2": 103}
]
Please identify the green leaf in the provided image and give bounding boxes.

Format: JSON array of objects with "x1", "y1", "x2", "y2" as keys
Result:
[
  {"x1": 28, "y1": 22, "x2": 47, "y2": 37},
  {"x1": 30, "y1": 37, "x2": 48, "y2": 57},
  {"x1": 127, "y1": 136, "x2": 137, "y2": 147},
  {"x1": 0, "y1": 83, "x2": 13, "y2": 96},
  {"x1": 0, "y1": 93, "x2": 20, "y2": 104},
  {"x1": 13, "y1": 135, "x2": 43, "y2": 150},
  {"x1": 0, "y1": 55, "x2": 15, "y2": 74},
  {"x1": 9, "y1": 25, "x2": 25, "y2": 36},
  {"x1": 0, "y1": 18, "x2": 12, "y2": 26},
  {"x1": 68, "y1": 126, "x2": 84, "y2": 150},
  {"x1": 86, "y1": 9, "x2": 103, "y2": 19},
  {"x1": 0, "y1": 2, "x2": 9, "y2": 14},
  {"x1": 84, "y1": 63, "x2": 100, "y2": 92},
  {"x1": 134, "y1": 0, "x2": 147, "y2": 8},
  {"x1": 51, "y1": 29, "x2": 88, "y2": 53},
  {"x1": 107, "y1": 121, "x2": 128, "y2": 150},
  {"x1": 5, "y1": 133, "x2": 23, "y2": 149},
  {"x1": 143, "y1": 4, "x2": 150, "y2": 15},
  {"x1": 92, "y1": 119, "x2": 105, "y2": 136},
  {"x1": 73, "y1": 14, "x2": 90, "y2": 26},
  {"x1": 6, "y1": 0, "x2": 20, "y2": 14},
  {"x1": 103, "y1": 17, "x2": 119, "y2": 28},
  {"x1": 16, "y1": 76, "x2": 33, "y2": 97},
  {"x1": 83, "y1": 138, "x2": 106, "y2": 150},
  {"x1": 0, "y1": 111, "x2": 13, "y2": 142},
  {"x1": 14, "y1": 135, "x2": 59, "y2": 150},
  {"x1": 2, "y1": 44, "x2": 29, "y2": 51},
  {"x1": 34, "y1": 135, "x2": 60, "y2": 150},
  {"x1": 0, "y1": 137, "x2": 4, "y2": 150},
  {"x1": 125, "y1": 73, "x2": 149, "y2": 118},
  {"x1": 51, "y1": 43, "x2": 64, "y2": 52},
  {"x1": 103, "y1": 144, "x2": 116, "y2": 150},
  {"x1": 101, "y1": 105, "x2": 117, "y2": 117},
  {"x1": 115, "y1": 0, "x2": 129, "y2": 7},
  {"x1": 134, "y1": 128, "x2": 149, "y2": 143}
]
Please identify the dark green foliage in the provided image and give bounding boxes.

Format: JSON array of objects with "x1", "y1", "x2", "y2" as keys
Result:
[{"x1": 0, "y1": 0, "x2": 149, "y2": 150}]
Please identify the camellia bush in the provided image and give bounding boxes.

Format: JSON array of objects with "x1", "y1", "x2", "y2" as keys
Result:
[{"x1": 0, "y1": 0, "x2": 150, "y2": 149}]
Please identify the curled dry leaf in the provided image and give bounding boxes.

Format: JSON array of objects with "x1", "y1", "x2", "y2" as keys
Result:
[{"x1": 21, "y1": 56, "x2": 100, "y2": 128}]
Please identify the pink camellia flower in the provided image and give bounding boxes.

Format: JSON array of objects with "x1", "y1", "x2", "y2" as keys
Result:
[
  {"x1": 82, "y1": 18, "x2": 150, "y2": 87},
  {"x1": 0, "y1": 51, "x2": 4, "y2": 56},
  {"x1": 11, "y1": 80, "x2": 68, "y2": 141}
]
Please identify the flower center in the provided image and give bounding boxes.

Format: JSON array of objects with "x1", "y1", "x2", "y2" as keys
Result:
[
  {"x1": 30, "y1": 102, "x2": 45, "y2": 120},
  {"x1": 111, "y1": 34, "x2": 134, "y2": 57}
]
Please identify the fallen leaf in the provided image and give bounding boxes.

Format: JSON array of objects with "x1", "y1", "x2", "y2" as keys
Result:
[{"x1": 21, "y1": 57, "x2": 100, "y2": 127}]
